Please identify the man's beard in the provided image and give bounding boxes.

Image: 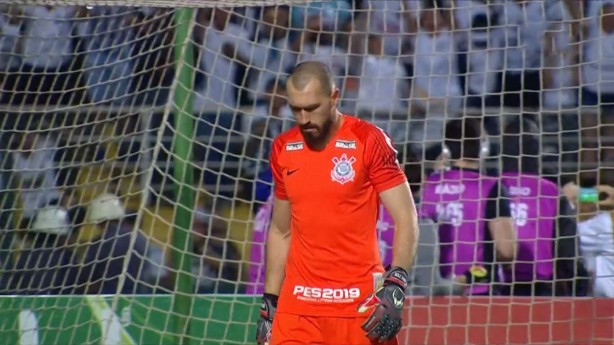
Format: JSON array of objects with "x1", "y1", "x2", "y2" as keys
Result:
[{"x1": 300, "y1": 118, "x2": 333, "y2": 150}]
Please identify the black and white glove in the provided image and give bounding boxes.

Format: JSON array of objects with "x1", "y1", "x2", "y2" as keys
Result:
[
  {"x1": 256, "y1": 293, "x2": 277, "y2": 345},
  {"x1": 357, "y1": 266, "x2": 408, "y2": 343}
]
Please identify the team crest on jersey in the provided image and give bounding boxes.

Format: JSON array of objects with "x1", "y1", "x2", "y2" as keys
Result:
[
  {"x1": 331, "y1": 154, "x2": 357, "y2": 185},
  {"x1": 285, "y1": 141, "x2": 304, "y2": 151}
]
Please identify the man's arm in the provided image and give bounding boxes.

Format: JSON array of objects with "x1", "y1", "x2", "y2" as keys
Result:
[
  {"x1": 486, "y1": 182, "x2": 517, "y2": 262},
  {"x1": 359, "y1": 182, "x2": 417, "y2": 342},
  {"x1": 256, "y1": 194, "x2": 289, "y2": 344},
  {"x1": 263, "y1": 197, "x2": 291, "y2": 295},
  {"x1": 364, "y1": 126, "x2": 419, "y2": 272},
  {"x1": 379, "y1": 182, "x2": 419, "y2": 272},
  {"x1": 356, "y1": 126, "x2": 416, "y2": 341}
]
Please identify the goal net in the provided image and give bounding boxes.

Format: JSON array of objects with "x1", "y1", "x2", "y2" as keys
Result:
[{"x1": 0, "y1": 1, "x2": 613, "y2": 344}]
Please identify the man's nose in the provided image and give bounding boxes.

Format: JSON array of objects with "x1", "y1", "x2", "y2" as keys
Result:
[{"x1": 296, "y1": 111, "x2": 309, "y2": 125}]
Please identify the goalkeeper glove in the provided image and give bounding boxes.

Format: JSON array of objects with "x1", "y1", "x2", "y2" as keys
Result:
[
  {"x1": 256, "y1": 293, "x2": 277, "y2": 345},
  {"x1": 357, "y1": 266, "x2": 408, "y2": 343}
]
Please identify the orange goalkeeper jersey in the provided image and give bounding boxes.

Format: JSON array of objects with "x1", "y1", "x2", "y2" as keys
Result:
[{"x1": 270, "y1": 114, "x2": 407, "y2": 317}]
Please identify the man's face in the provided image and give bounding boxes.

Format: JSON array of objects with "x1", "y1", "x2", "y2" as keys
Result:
[
  {"x1": 192, "y1": 219, "x2": 208, "y2": 246},
  {"x1": 420, "y1": 9, "x2": 446, "y2": 33},
  {"x1": 263, "y1": 7, "x2": 289, "y2": 39},
  {"x1": 18, "y1": 132, "x2": 37, "y2": 151},
  {"x1": 213, "y1": 8, "x2": 230, "y2": 27},
  {"x1": 270, "y1": 85, "x2": 287, "y2": 111},
  {"x1": 602, "y1": 4, "x2": 614, "y2": 34},
  {"x1": 287, "y1": 79, "x2": 338, "y2": 148},
  {"x1": 367, "y1": 35, "x2": 384, "y2": 56}
]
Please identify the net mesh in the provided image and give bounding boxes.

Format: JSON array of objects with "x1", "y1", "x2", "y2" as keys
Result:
[
  {"x1": 0, "y1": 1, "x2": 613, "y2": 345},
  {"x1": 0, "y1": 1, "x2": 318, "y2": 7}
]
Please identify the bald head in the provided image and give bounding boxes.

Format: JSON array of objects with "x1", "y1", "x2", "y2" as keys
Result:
[
  {"x1": 288, "y1": 61, "x2": 335, "y2": 96},
  {"x1": 285, "y1": 61, "x2": 340, "y2": 150}
]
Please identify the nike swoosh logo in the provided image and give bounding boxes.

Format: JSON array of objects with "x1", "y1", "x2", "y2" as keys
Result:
[{"x1": 287, "y1": 169, "x2": 299, "y2": 176}]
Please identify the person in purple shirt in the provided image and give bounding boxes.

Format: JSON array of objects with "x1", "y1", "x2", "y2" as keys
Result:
[
  {"x1": 420, "y1": 118, "x2": 517, "y2": 296},
  {"x1": 500, "y1": 116, "x2": 589, "y2": 296}
]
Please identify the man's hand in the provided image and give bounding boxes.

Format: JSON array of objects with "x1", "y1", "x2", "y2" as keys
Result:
[
  {"x1": 256, "y1": 293, "x2": 277, "y2": 345},
  {"x1": 455, "y1": 266, "x2": 489, "y2": 285},
  {"x1": 357, "y1": 267, "x2": 408, "y2": 343}
]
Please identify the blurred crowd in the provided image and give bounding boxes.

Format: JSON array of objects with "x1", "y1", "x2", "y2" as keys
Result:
[{"x1": 0, "y1": 0, "x2": 613, "y2": 297}]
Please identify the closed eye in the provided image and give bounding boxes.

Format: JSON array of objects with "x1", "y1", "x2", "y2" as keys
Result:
[{"x1": 289, "y1": 103, "x2": 320, "y2": 113}]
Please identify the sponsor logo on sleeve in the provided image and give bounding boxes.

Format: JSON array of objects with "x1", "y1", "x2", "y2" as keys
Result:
[
  {"x1": 335, "y1": 140, "x2": 356, "y2": 149},
  {"x1": 285, "y1": 142, "x2": 304, "y2": 151}
]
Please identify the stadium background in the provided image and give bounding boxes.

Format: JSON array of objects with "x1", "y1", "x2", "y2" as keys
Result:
[{"x1": 0, "y1": 1, "x2": 613, "y2": 344}]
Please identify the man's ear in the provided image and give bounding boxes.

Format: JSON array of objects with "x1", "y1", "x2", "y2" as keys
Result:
[{"x1": 331, "y1": 87, "x2": 340, "y2": 108}]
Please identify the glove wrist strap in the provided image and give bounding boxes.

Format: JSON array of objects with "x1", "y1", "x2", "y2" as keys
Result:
[
  {"x1": 384, "y1": 266, "x2": 408, "y2": 290},
  {"x1": 263, "y1": 293, "x2": 278, "y2": 306}
]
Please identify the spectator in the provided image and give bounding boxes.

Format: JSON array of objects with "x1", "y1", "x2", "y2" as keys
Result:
[
  {"x1": 10, "y1": 126, "x2": 62, "y2": 225},
  {"x1": 296, "y1": 14, "x2": 349, "y2": 89},
  {"x1": 500, "y1": 116, "x2": 588, "y2": 296},
  {"x1": 246, "y1": 6, "x2": 297, "y2": 102},
  {"x1": 242, "y1": 78, "x2": 293, "y2": 182},
  {"x1": 290, "y1": 1, "x2": 353, "y2": 30},
  {"x1": 130, "y1": 7, "x2": 175, "y2": 106},
  {"x1": 75, "y1": 6, "x2": 137, "y2": 106},
  {"x1": 563, "y1": 180, "x2": 614, "y2": 297},
  {"x1": 362, "y1": 0, "x2": 418, "y2": 57},
  {"x1": 193, "y1": 7, "x2": 255, "y2": 113},
  {"x1": 0, "y1": 5, "x2": 23, "y2": 75},
  {"x1": 191, "y1": 207, "x2": 243, "y2": 294},
  {"x1": 411, "y1": 3, "x2": 463, "y2": 116},
  {"x1": 577, "y1": 2, "x2": 614, "y2": 182},
  {"x1": 578, "y1": 107, "x2": 614, "y2": 185},
  {"x1": 499, "y1": 0, "x2": 571, "y2": 108},
  {"x1": 355, "y1": 33, "x2": 409, "y2": 141},
  {"x1": 2, "y1": 5, "x2": 80, "y2": 105},
  {"x1": 79, "y1": 193, "x2": 151, "y2": 294},
  {"x1": 542, "y1": 9, "x2": 577, "y2": 109},
  {"x1": 581, "y1": 1, "x2": 614, "y2": 107},
  {"x1": 455, "y1": 0, "x2": 505, "y2": 116},
  {"x1": 1, "y1": 206, "x2": 78, "y2": 294},
  {"x1": 409, "y1": 3, "x2": 462, "y2": 153},
  {"x1": 419, "y1": 118, "x2": 516, "y2": 296}
]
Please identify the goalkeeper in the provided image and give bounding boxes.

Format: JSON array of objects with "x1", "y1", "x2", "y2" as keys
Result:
[{"x1": 256, "y1": 61, "x2": 419, "y2": 345}]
